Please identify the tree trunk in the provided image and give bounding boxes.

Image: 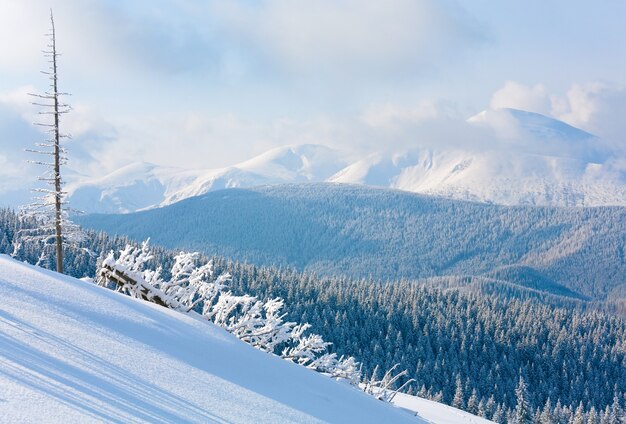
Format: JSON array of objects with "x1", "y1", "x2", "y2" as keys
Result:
[{"x1": 50, "y1": 11, "x2": 63, "y2": 274}]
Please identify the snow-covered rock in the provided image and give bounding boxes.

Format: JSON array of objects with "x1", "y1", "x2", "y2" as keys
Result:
[{"x1": 1, "y1": 255, "x2": 491, "y2": 423}]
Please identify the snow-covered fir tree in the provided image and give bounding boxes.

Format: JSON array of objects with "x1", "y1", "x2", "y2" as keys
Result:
[{"x1": 514, "y1": 377, "x2": 532, "y2": 424}]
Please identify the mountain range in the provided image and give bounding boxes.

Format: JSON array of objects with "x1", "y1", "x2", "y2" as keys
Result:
[{"x1": 65, "y1": 108, "x2": 626, "y2": 214}]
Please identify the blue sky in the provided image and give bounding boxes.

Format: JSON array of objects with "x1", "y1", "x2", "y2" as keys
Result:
[{"x1": 1, "y1": 0, "x2": 625, "y2": 184}]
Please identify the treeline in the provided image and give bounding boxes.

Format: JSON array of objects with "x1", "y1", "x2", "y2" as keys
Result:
[{"x1": 2, "y1": 207, "x2": 626, "y2": 422}]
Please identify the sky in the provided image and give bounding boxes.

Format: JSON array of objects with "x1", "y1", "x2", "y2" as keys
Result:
[{"x1": 1, "y1": 0, "x2": 626, "y2": 193}]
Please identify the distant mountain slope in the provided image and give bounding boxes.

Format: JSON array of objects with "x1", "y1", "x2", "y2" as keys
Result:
[
  {"x1": 328, "y1": 146, "x2": 626, "y2": 207},
  {"x1": 65, "y1": 162, "x2": 203, "y2": 214},
  {"x1": 66, "y1": 144, "x2": 349, "y2": 214},
  {"x1": 330, "y1": 108, "x2": 624, "y2": 206},
  {"x1": 61, "y1": 108, "x2": 626, "y2": 213},
  {"x1": 77, "y1": 183, "x2": 626, "y2": 299},
  {"x1": 469, "y1": 108, "x2": 596, "y2": 144},
  {"x1": 0, "y1": 255, "x2": 433, "y2": 423},
  {"x1": 165, "y1": 143, "x2": 349, "y2": 205}
]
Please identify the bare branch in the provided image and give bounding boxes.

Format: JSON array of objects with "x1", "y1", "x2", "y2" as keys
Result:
[{"x1": 28, "y1": 93, "x2": 56, "y2": 99}]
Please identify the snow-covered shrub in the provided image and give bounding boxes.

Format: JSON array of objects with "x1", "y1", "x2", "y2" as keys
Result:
[
  {"x1": 364, "y1": 364, "x2": 415, "y2": 402},
  {"x1": 160, "y1": 251, "x2": 228, "y2": 313},
  {"x1": 96, "y1": 240, "x2": 178, "y2": 308},
  {"x1": 96, "y1": 241, "x2": 363, "y2": 386},
  {"x1": 310, "y1": 353, "x2": 362, "y2": 385},
  {"x1": 282, "y1": 324, "x2": 331, "y2": 366}
]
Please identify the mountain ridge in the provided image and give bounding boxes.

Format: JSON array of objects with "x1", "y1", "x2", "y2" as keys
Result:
[{"x1": 76, "y1": 183, "x2": 626, "y2": 300}]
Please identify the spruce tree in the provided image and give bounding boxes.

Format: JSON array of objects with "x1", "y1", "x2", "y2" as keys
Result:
[
  {"x1": 573, "y1": 402, "x2": 585, "y2": 424},
  {"x1": 452, "y1": 375, "x2": 465, "y2": 409},
  {"x1": 467, "y1": 389, "x2": 479, "y2": 414},
  {"x1": 514, "y1": 377, "x2": 532, "y2": 424},
  {"x1": 540, "y1": 399, "x2": 553, "y2": 424}
]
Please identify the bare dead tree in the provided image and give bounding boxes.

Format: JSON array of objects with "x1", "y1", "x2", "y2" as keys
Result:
[{"x1": 15, "y1": 10, "x2": 81, "y2": 273}]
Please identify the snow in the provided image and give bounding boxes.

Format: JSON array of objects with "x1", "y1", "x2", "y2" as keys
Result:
[
  {"x1": 392, "y1": 393, "x2": 494, "y2": 424},
  {"x1": 468, "y1": 108, "x2": 596, "y2": 144},
  {"x1": 164, "y1": 144, "x2": 349, "y2": 205},
  {"x1": 329, "y1": 145, "x2": 626, "y2": 206},
  {"x1": 64, "y1": 162, "x2": 205, "y2": 214},
  {"x1": 330, "y1": 108, "x2": 625, "y2": 207},
  {"x1": 0, "y1": 255, "x2": 452, "y2": 423},
  {"x1": 65, "y1": 145, "x2": 349, "y2": 214}
]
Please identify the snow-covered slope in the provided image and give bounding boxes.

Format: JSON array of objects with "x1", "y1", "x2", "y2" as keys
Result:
[
  {"x1": 393, "y1": 393, "x2": 493, "y2": 424},
  {"x1": 165, "y1": 143, "x2": 349, "y2": 205},
  {"x1": 65, "y1": 162, "x2": 204, "y2": 214},
  {"x1": 329, "y1": 147, "x2": 626, "y2": 206},
  {"x1": 330, "y1": 108, "x2": 626, "y2": 206},
  {"x1": 66, "y1": 144, "x2": 348, "y2": 214},
  {"x1": 0, "y1": 255, "x2": 489, "y2": 423}
]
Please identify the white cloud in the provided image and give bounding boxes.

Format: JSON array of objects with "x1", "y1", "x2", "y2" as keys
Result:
[
  {"x1": 556, "y1": 83, "x2": 626, "y2": 143},
  {"x1": 0, "y1": 97, "x2": 40, "y2": 195},
  {"x1": 85, "y1": 101, "x2": 472, "y2": 173},
  {"x1": 207, "y1": 0, "x2": 485, "y2": 78},
  {"x1": 0, "y1": 3, "x2": 45, "y2": 72},
  {"x1": 467, "y1": 108, "x2": 522, "y2": 142},
  {"x1": 0, "y1": 85, "x2": 42, "y2": 130},
  {"x1": 361, "y1": 102, "x2": 441, "y2": 128},
  {"x1": 490, "y1": 81, "x2": 551, "y2": 114},
  {"x1": 0, "y1": 1, "x2": 220, "y2": 83},
  {"x1": 0, "y1": 0, "x2": 485, "y2": 85}
]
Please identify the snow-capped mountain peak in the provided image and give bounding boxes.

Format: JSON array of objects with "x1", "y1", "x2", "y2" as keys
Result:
[
  {"x1": 65, "y1": 144, "x2": 349, "y2": 214},
  {"x1": 329, "y1": 108, "x2": 622, "y2": 206},
  {"x1": 163, "y1": 143, "x2": 349, "y2": 205},
  {"x1": 468, "y1": 108, "x2": 595, "y2": 142}
]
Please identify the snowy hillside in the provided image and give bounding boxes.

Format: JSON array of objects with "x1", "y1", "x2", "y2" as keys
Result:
[
  {"x1": 65, "y1": 162, "x2": 204, "y2": 214},
  {"x1": 66, "y1": 144, "x2": 348, "y2": 214},
  {"x1": 76, "y1": 183, "x2": 626, "y2": 299},
  {"x1": 60, "y1": 108, "x2": 626, "y2": 213},
  {"x1": 393, "y1": 393, "x2": 493, "y2": 424},
  {"x1": 330, "y1": 108, "x2": 625, "y2": 206},
  {"x1": 0, "y1": 255, "x2": 491, "y2": 423}
]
